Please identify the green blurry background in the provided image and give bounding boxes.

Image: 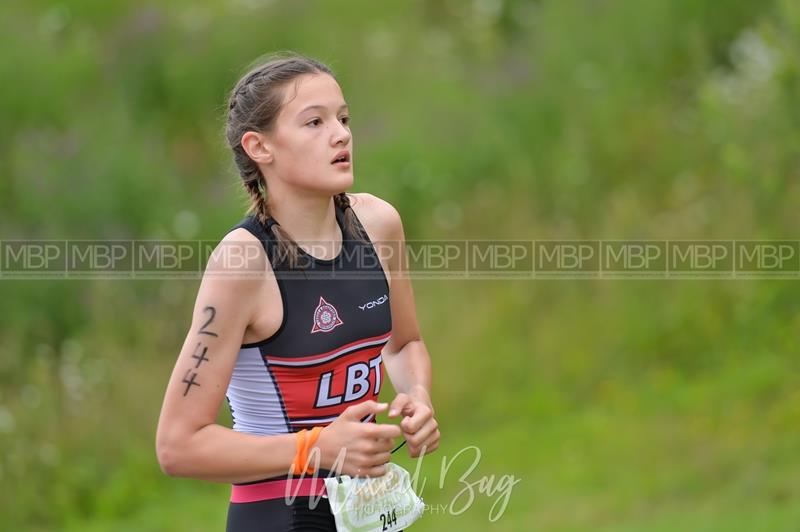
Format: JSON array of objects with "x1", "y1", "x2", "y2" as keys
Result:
[{"x1": 2, "y1": 0, "x2": 800, "y2": 530}]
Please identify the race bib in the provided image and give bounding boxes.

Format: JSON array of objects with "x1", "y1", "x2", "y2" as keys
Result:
[{"x1": 324, "y1": 463, "x2": 424, "y2": 531}]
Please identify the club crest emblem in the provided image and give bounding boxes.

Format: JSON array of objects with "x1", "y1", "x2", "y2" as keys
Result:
[{"x1": 311, "y1": 296, "x2": 344, "y2": 333}]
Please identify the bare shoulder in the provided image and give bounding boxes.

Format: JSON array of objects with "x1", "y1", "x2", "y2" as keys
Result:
[
  {"x1": 208, "y1": 227, "x2": 268, "y2": 273},
  {"x1": 199, "y1": 227, "x2": 269, "y2": 298},
  {"x1": 347, "y1": 192, "x2": 403, "y2": 242}
]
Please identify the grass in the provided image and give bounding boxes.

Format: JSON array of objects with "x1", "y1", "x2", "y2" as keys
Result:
[{"x1": 2, "y1": 0, "x2": 800, "y2": 529}]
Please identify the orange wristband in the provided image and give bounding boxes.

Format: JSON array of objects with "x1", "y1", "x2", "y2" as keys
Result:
[
  {"x1": 304, "y1": 426, "x2": 322, "y2": 474},
  {"x1": 291, "y1": 429, "x2": 307, "y2": 476},
  {"x1": 291, "y1": 426, "x2": 323, "y2": 475}
]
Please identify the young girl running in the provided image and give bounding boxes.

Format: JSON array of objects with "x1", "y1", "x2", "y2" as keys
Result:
[{"x1": 156, "y1": 52, "x2": 439, "y2": 531}]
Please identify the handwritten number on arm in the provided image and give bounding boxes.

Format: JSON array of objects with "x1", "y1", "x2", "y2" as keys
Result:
[
  {"x1": 199, "y1": 306, "x2": 218, "y2": 337},
  {"x1": 191, "y1": 343, "x2": 210, "y2": 368},
  {"x1": 181, "y1": 306, "x2": 218, "y2": 397},
  {"x1": 182, "y1": 369, "x2": 201, "y2": 396}
]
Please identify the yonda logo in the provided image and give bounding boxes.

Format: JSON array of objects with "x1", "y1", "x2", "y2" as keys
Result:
[{"x1": 358, "y1": 293, "x2": 388, "y2": 311}]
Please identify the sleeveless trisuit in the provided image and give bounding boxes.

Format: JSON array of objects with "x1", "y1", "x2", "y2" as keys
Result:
[{"x1": 224, "y1": 201, "x2": 392, "y2": 531}]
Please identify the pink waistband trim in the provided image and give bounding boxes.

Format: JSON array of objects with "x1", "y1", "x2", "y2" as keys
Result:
[{"x1": 230, "y1": 477, "x2": 328, "y2": 503}]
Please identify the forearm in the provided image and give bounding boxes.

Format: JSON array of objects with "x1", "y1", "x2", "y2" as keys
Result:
[
  {"x1": 158, "y1": 423, "x2": 296, "y2": 483},
  {"x1": 383, "y1": 339, "x2": 432, "y2": 404}
]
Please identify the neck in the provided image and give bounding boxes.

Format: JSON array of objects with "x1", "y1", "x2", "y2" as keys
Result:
[{"x1": 266, "y1": 187, "x2": 342, "y2": 257}]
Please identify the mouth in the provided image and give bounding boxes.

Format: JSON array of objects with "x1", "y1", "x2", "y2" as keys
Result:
[{"x1": 331, "y1": 150, "x2": 351, "y2": 165}]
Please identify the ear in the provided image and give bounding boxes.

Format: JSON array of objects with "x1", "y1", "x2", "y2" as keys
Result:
[{"x1": 241, "y1": 131, "x2": 274, "y2": 165}]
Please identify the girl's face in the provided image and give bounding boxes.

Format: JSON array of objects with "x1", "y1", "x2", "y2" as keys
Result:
[{"x1": 265, "y1": 73, "x2": 353, "y2": 195}]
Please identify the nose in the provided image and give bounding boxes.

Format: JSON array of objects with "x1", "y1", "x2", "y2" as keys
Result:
[{"x1": 331, "y1": 120, "x2": 351, "y2": 146}]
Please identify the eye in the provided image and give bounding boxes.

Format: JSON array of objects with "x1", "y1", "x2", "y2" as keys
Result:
[
  {"x1": 307, "y1": 118, "x2": 321, "y2": 127},
  {"x1": 339, "y1": 116, "x2": 350, "y2": 126}
]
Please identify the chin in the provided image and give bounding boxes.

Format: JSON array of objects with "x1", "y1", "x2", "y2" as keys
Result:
[
  {"x1": 293, "y1": 170, "x2": 353, "y2": 195},
  {"x1": 332, "y1": 172, "x2": 354, "y2": 191}
]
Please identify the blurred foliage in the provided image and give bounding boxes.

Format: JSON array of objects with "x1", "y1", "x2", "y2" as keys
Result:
[{"x1": 1, "y1": 0, "x2": 799, "y2": 530}]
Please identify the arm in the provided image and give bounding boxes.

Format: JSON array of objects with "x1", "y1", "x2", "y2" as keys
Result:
[
  {"x1": 155, "y1": 231, "x2": 295, "y2": 483},
  {"x1": 155, "y1": 231, "x2": 401, "y2": 482},
  {"x1": 381, "y1": 209, "x2": 432, "y2": 404},
  {"x1": 362, "y1": 194, "x2": 440, "y2": 457}
]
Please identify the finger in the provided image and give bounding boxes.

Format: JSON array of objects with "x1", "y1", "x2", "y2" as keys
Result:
[
  {"x1": 369, "y1": 437, "x2": 398, "y2": 453},
  {"x1": 351, "y1": 461, "x2": 387, "y2": 478},
  {"x1": 360, "y1": 438, "x2": 392, "y2": 454},
  {"x1": 407, "y1": 420, "x2": 438, "y2": 448},
  {"x1": 409, "y1": 437, "x2": 439, "y2": 458},
  {"x1": 408, "y1": 427, "x2": 440, "y2": 457},
  {"x1": 341, "y1": 400, "x2": 388, "y2": 421},
  {"x1": 365, "y1": 451, "x2": 392, "y2": 467},
  {"x1": 388, "y1": 393, "x2": 414, "y2": 418},
  {"x1": 364, "y1": 464, "x2": 388, "y2": 478},
  {"x1": 400, "y1": 406, "x2": 433, "y2": 434},
  {"x1": 366, "y1": 422, "x2": 403, "y2": 440}
]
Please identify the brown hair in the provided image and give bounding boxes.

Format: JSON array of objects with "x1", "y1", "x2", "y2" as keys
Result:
[{"x1": 225, "y1": 51, "x2": 366, "y2": 269}]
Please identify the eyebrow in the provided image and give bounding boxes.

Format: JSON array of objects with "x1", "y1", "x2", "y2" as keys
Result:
[{"x1": 297, "y1": 103, "x2": 349, "y2": 116}]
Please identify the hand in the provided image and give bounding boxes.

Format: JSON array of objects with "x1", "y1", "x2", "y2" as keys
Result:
[
  {"x1": 314, "y1": 400, "x2": 402, "y2": 478},
  {"x1": 388, "y1": 386, "x2": 440, "y2": 458}
]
